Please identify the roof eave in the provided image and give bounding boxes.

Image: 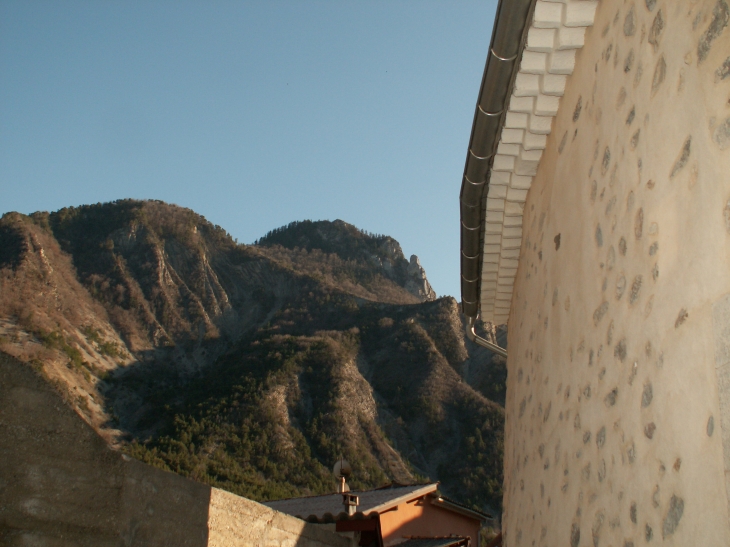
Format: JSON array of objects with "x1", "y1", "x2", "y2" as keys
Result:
[{"x1": 459, "y1": 0, "x2": 537, "y2": 320}]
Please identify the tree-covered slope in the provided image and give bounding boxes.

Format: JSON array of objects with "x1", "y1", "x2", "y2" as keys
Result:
[{"x1": 0, "y1": 199, "x2": 506, "y2": 514}]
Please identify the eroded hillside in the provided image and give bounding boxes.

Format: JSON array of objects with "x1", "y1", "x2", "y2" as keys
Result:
[{"x1": 0, "y1": 200, "x2": 506, "y2": 513}]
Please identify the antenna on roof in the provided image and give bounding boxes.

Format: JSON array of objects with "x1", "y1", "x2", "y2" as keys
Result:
[{"x1": 333, "y1": 456, "x2": 352, "y2": 493}]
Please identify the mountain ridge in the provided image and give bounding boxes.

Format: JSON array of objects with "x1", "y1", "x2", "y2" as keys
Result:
[{"x1": 0, "y1": 199, "x2": 505, "y2": 513}]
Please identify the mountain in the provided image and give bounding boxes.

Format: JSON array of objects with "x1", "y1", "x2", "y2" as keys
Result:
[{"x1": 0, "y1": 200, "x2": 506, "y2": 513}]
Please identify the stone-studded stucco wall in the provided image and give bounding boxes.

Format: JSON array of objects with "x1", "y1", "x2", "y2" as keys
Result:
[
  {"x1": 0, "y1": 352, "x2": 350, "y2": 547},
  {"x1": 502, "y1": 1, "x2": 730, "y2": 546}
]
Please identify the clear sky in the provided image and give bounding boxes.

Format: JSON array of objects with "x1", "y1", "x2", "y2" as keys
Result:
[{"x1": 0, "y1": 0, "x2": 498, "y2": 299}]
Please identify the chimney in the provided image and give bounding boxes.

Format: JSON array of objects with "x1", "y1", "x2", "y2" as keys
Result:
[
  {"x1": 333, "y1": 457, "x2": 352, "y2": 493},
  {"x1": 342, "y1": 493, "x2": 359, "y2": 516}
]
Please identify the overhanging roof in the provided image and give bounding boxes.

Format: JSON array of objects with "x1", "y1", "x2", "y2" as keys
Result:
[
  {"x1": 459, "y1": 0, "x2": 598, "y2": 325},
  {"x1": 263, "y1": 483, "x2": 438, "y2": 521}
]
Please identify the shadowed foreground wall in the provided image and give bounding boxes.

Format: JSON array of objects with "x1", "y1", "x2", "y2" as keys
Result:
[
  {"x1": 502, "y1": 0, "x2": 730, "y2": 546},
  {"x1": 0, "y1": 352, "x2": 350, "y2": 547}
]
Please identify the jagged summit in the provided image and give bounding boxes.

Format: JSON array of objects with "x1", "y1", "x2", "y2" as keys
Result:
[{"x1": 256, "y1": 219, "x2": 436, "y2": 303}]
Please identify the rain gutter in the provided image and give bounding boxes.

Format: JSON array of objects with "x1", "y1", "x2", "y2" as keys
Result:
[
  {"x1": 459, "y1": 0, "x2": 537, "y2": 328},
  {"x1": 465, "y1": 316, "x2": 507, "y2": 358}
]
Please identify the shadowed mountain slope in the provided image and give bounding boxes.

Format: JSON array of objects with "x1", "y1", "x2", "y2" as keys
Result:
[{"x1": 0, "y1": 200, "x2": 505, "y2": 513}]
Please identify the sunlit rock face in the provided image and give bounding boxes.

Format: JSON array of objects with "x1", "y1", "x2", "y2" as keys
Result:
[{"x1": 405, "y1": 255, "x2": 436, "y2": 301}]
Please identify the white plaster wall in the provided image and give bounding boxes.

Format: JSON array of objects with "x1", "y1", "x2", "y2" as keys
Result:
[{"x1": 502, "y1": 1, "x2": 730, "y2": 546}]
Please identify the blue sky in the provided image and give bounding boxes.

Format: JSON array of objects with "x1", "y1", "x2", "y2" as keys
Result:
[{"x1": 0, "y1": 0, "x2": 497, "y2": 299}]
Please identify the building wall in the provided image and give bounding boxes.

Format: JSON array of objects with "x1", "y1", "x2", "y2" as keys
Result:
[
  {"x1": 379, "y1": 498, "x2": 480, "y2": 547},
  {"x1": 0, "y1": 351, "x2": 349, "y2": 547},
  {"x1": 502, "y1": 1, "x2": 730, "y2": 546}
]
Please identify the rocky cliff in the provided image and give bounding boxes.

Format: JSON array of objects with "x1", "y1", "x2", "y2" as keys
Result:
[{"x1": 0, "y1": 200, "x2": 505, "y2": 513}]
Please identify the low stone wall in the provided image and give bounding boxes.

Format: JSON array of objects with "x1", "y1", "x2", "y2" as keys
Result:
[
  {"x1": 0, "y1": 352, "x2": 349, "y2": 547},
  {"x1": 208, "y1": 489, "x2": 350, "y2": 547}
]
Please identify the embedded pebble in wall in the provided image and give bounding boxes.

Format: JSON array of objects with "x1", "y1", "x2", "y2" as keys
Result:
[
  {"x1": 662, "y1": 495, "x2": 685, "y2": 538},
  {"x1": 670, "y1": 136, "x2": 692, "y2": 178},
  {"x1": 624, "y1": 5, "x2": 637, "y2": 36},
  {"x1": 630, "y1": 502, "x2": 637, "y2": 524},
  {"x1": 565, "y1": 295, "x2": 571, "y2": 311},
  {"x1": 708, "y1": 415, "x2": 715, "y2": 436},
  {"x1": 648, "y1": 10, "x2": 664, "y2": 52},
  {"x1": 652, "y1": 263, "x2": 659, "y2": 281},
  {"x1": 628, "y1": 442, "x2": 637, "y2": 463},
  {"x1": 673, "y1": 458, "x2": 682, "y2": 471},
  {"x1": 617, "y1": 86, "x2": 627, "y2": 107},
  {"x1": 630, "y1": 129, "x2": 640, "y2": 150},
  {"x1": 607, "y1": 246, "x2": 616, "y2": 270},
  {"x1": 573, "y1": 96, "x2": 583, "y2": 122},
  {"x1": 598, "y1": 458, "x2": 607, "y2": 482},
  {"x1": 716, "y1": 56, "x2": 730, "y2": 81},
  {"x1": 635, "y1": 208, "x2": 644, "y2": 239},
  {"x1": 713, "y1": 118, "x2": 730, "y2": 150},
  {"x1": 594, "y1": 301, "x2": 609, "y2": 325},
  {"x1": 629, "y1": 360, "x2": 639, "y2": 384},
  {"x1": 602, "y1": 147, "x2": 611, "y2": 175},
  {"x1": 630, "y1": 275, "x2": 643, "y2": 304},
  {"x1": 608, "y1": 320, "x2": 615, "y2": 345},
  {"x1": 697, "y1": 0, "x2": 730, "y2": 63},
  {"x1": 584, "y1": 384, "x2": 592, "y2": 399},
  {"x1": 652, "y1": 485, "x2": 660, "y2": 508},
  {"x1": 570, "y1": 523, "x2": 581, "y2": 547},
  {"x1": 596, "y1": 224, "x2": 604, "y2": 247},
  {"x1": 582, "y1": 462, "x2": 591, "y2": 480},
  {"x1": 619, "y1": 237, "x2": 627, "y2": 255},
  {"x1": 597, "y1": 426, "x2": 606, "y2": 448},
  {"x1": 645, "y1": 0, "x2": 656, "y2": 12},
  {"x1": 648, "y1": 222, "x2": 658, "y2": 235},
  {"x1": 605, "y1": 387, "x2": 618, "y2": 407},
  {"x1": 651, "y1": 56, "x2": 667, "y2": 97},
  {"x1": 624, "y1": 49, "x2": 635, "y2": 73},
  {"x1": 584, "y1": 430, "x2": 592, "y2": 444},
  {"x1": 627, "y1": 190, "x2": 636, "y2": 212},
  {"x1": 591, "y1": 180, "x2": 598, "y2": 201},
  {"x1": 675, "y1": 308, "x2": 688, "y2": 328},
  {"x1": 626, "y1": 106, "x2": 636, "y2": 125},
  {"x1": 649, "y1": 242, "x2": 658, "y2": 256},
  {"x1": 617, "y1": 276, "x2": 627, "y2": 300},
  {"x1": 724, "y1": 199, "x2": 730, "y2": 233},
  {"x1": 642, "y1": 383, "x2": 653, "y2": 407},
  {"x1": 559, "y1": 131, "x2": 568, "y2": 154},
  {"x1": 606, "y1": 196, "x2": 617, "y2": 215},
  {"x1": 593, "y1": 511, "x2": 605, "y2": 547},
  {"x1": 634, "y1": 61, "x2": 644, "y2": 87},
  {"x1": 644, "y1": 422, "x2": 656, "y2": 439},
  {"x1": 646, "y1": 524, "x2": 653, "y2": 542},
  {"x1": 615, "y1": 339, "x2": 627, "y2": 361}
]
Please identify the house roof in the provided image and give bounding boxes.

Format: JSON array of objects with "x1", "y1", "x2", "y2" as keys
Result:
[
  {"x1": 459, "y1": 0, "x2": 598, "y2": 325},
  {"x1": 397, "y1": 537, "x2": 470, "y2": 547},
  {"x1": 263, "y1": 483, "x2": 439, "y2": 521},
  {"x1": 430, "y1": 495, "x2": 492, "y2": 521}
]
